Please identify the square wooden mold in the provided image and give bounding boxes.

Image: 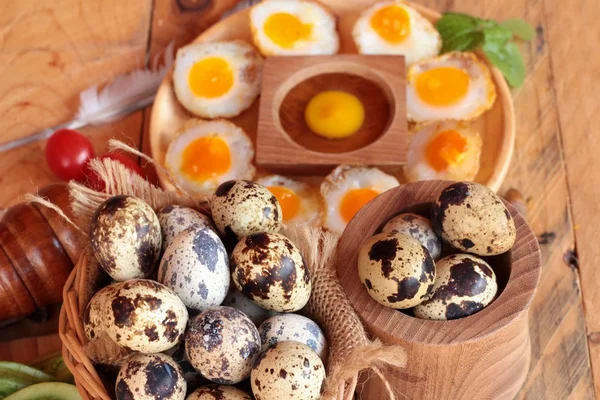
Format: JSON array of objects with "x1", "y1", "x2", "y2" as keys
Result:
[{"x1": 256, "y1": 54, "x2": 408, "y2": 174}]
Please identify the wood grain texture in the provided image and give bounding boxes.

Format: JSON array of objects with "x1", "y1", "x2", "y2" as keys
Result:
[
  {"x1": 337, "y1": 181, "x2": 541, "y2": 399},
  {"x1": 0, "y1": 1, "x2": 596, "y2": 399},
  {"x1": 257, "y1": 55, "x2": 408, "y2": 172},
  {"x1": 0, "y1": 334, "x2": 61, "y2": 364},
  {"x1": 543, "y1": 0, "x2": 600, "y2": 397},
  {"x1": 0, "y1": 0, "x2": 151, "y2": 145}
]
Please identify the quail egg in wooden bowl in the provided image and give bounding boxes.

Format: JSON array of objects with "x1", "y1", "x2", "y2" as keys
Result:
[
  {"x1": 150, "y1": 0, "x2": 515, "y2": 194},
  {"x1": 336, "y1": 180, "x2": 541, "y2": 399}
]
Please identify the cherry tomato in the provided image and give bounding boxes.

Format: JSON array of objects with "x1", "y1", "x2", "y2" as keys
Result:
[
  {"x1": 45, "y1": 129, "x2": 95, "y2": 182},
  {"x1": 84, "y1": 152, "x2": 144, "y2": 191}
]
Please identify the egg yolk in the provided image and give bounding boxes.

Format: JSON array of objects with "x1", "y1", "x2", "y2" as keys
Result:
[
  {"x1": 340, "y1": 188, "x2": 379, "y2": 223},
  {"x1": 188, "y1": 57, "x2": 234, "y2": 98},
  {"x1": 268, "y1": 186, "x2": 301, "y2": 221},
  {"x1": 304, "y1": 91, "x2": 365, "y2": 139},
  {"x1": 370, "y1": 5, "x2": 411, "y2": 43},
  {"x1": 264, "y1": 12, "x2": 313, "y2": 48},
  {"x1": 415, "y1": 67, "x2": 470, "y2": 106},
  {"x1": 181, "y1": 136, "x2": 231, "y2": 181},
  {"x1": 426, "y1": 130, "x2": 468, "y2": 171}
]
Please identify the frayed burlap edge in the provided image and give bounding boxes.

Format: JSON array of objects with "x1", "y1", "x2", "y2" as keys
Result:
[{"x1": 31, "y1": 140, "x2": 407, "y2": 399}]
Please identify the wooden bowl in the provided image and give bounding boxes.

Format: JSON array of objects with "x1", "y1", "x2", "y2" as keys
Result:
[
  {"x1": 256, "y1": 54, "x2": 407, "y2": 173},
  {"x1": 336, "y1": 180, "x2": 541, "y2": 399},
  {"x1": 150, "y1": 1, "x2": 515, "y2": 192}
]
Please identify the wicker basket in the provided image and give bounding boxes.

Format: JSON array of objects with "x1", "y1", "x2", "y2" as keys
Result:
[
  {"x1": 54, "y1": 151, "x2": 408, "y2": 400},
  {"x1": 60, "y1": 250, "x2": 361, "y2": 400},
  {"x1": 60, "y1": 254, "x2": 111, "y2": 400}
]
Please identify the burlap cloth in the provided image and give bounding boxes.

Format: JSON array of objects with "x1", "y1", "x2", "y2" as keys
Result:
[{"x1": 32, "y1": 140, "x2": 407, "y2": 399}]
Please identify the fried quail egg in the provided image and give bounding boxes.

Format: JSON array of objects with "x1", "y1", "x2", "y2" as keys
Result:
[
  {"x1": 258, "y1": 314, "x2": 328, "y2": 360},
  {"x1": 115, "y1": 353, "x2": 186, "y2": 400},
  {"x1": 104, "y1": 279, "x2": 189, "y2": 353},
  {"x1": 158, "y1": 205, "x2": 216, "y2": 251},
  {"x1": 404, "y1": 121, "x2": 482, "y2": 182},
  {"x1": 413, "y1": 253, "x2": 498, "y2": 320},
  {"x1": 257, "y1": 175, "x2": 322, "y2": 226},
  {"x1": 358, "y1": 232, "x2": 435, "y2": 309},
  {"x1": 165, "y1": 120, "x2": 255, "y2": 196},
  {"x1": 382, "y1": 213, "x2": 442, "y2": 260},
  {"x1": 352, "y1": 1, "x2": 441, "y2": 65},
  {"x1": 90, "y1": 196, "x2": 161, "y2": 281},
  {"x1": 221, "y1": 287, "x2": 276, "y2": 326},
  {"x1": 251, "y1": 341, "x2": 325, "y2": 400},
  {"x1": 187, "y1": 385, "x2": 252, "y2": 400},
  {"x1": 173, "y1": 40, "x2": 262, "y2": 118},
  {"x1": 250, "y1": 0, "x2": 339, "y2": 56},
  {"x1": 407, "y1": 52, "x2": 496, "y2": 122},
  {"x1": 185, "y1": 306, "x2": 260, "y2": 384},
  {"x1": 431, "y1": 181, "x2": 516, "y2": 255},
  {"x1": 83, "y1": 283, "x2": 121, "y2": 341},
  {"x1": 231, "y1": 232, "x2": 311, "y2": 312},
  {"x1": 321, "y1": 165, "x2": 400, "y2": 235},
  {"x1": 211, "y1": 180, "x2": 282, "y2": 240},
  {"x1": 158, "y1": 227, "x2": 229, "y2": 311}
]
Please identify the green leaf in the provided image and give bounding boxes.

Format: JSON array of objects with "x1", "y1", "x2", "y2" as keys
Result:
[
  {"x1": 483, "y1": 42, "x2": 527, "y2": 87},
  {"x1": 435, "y1": 12, "x2": 482, "y2": 53},
  {"x1": 482, "y1": 23, "x2": 513, "y2": 46},
  {"x1": 500, "y1": 18, "x2": 536, "y2": 41}
]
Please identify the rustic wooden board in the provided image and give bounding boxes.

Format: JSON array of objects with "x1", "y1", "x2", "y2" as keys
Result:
[
  {"x1": 0, "y1": 0, "x2": 597, "y2": 399},
  {"x1": 543, "y1": 0, "x2": 600, "y2": 397},
  {"x1": 0, "y1": 334, "x2": 61, "y2": 364}
]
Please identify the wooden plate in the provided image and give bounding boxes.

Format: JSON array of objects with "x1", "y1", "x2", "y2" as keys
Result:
[{"x1": 150, "y1": 1, "x2": 515, "y2": 192}]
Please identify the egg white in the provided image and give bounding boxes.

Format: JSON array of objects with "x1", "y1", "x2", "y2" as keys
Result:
[
  {"x1": 407, "y1": 52, "x2": 496, "y2": 122},
  {"x1": 250, "y1": 0, "x2": 339, "y2": 56},
  {"x1": 321, "y1": 165, "x2": 400, "y2": 235},
  {"x1": 404, "y1": 121, "x2": 482, "y2": 182},
  {"x1": 353, "y1": 1, "x2": 441, "y2": 65},
  {"x1": 257, "y1": 175, "x2": 323, "y2": 226},
  {"x1": 173, "y1": 40, "x2": 263, "y2": 119},
  {"x1": 165, "y1": 119, "x2": 255, "y2": 196}
]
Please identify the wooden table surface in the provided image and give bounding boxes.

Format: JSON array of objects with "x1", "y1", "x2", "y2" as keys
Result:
[{"x1": 0, "y1": 0, "x2": 598, "y2": 399}]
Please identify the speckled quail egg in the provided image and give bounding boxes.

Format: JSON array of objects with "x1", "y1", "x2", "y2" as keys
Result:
[
  {"x1": 104, "y1": 279, "x2": 188, "y2": 353},
  {"x1": 358, "y1": 232, "x2": 435, "y2": 309},
  {"x1": 431, "y1": 181, "x2": 516, "y2": 255},
  {"x1": 83, "y1": 283, "x2": 121, "y2": 340},
  {"x1": 251, "y1": 341, "x2": 325, "y2": 400},
  {"x1": 90, "y1": 195, "x2": 161, "y2": 281},
  {"x1": 382, "y1": 213, "x2": 442, "y2": 260},
  {"x1": 158, "y1": 227, "x2": 229, "y2": 311},
  {"x1": 158, "y1": 205, "x2": 216, "y2": 251},
  {"x1": 212, "y1": 180, "x2": 282, "y2": 240},
  {"x1": 115, "y1": 353, "x2": 186, "y2": 400},
  {"x1": 163, "y1": 341, "x2": 208, "y2": 391},
  {"x1": 187, "y1": 385, "x2": 252, "y2": 400},
  {"x1": 413, "y1": 253, "x2": 498, "y2": 320},
  {"x1": 231, "y1": 233, "x2": 311, "y2": 312},
  {"x1": 221, "y1": 287, "x2": 276, "y2": 326},
  {"x1": 185, "y1": 306, "x2": 261, "y2": 384},
  {"x1": 258, "y1": 314, "x2": 327, "y2": 361}
]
